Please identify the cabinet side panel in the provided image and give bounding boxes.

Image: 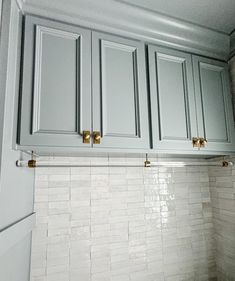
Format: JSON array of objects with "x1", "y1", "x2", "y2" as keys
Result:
[
  {"x1": 0, "y1": 234, "x2": 32, "y2": 281},
  {"x1": 0, "y1": 2, "x2": 34, "y2": 281}
]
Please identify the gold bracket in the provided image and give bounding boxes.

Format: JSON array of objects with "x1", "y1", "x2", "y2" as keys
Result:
[
  {"x1": 222, "y1": 160, "x2": 229, "y2": 167},
  {"x1": 28, "y1": 159, "x2": 36, "y2": 168},
  {"x1": 144, "y1": 154, "x2": 151, "y2": 167},
  {"x1": 144, "y1": 160, "x2": 151, "y2": 167},
  {"x1": 93, "y1": 131, "x2": 101, "y2": 144},
  {"x1": 28, "y1": 151, "x2": 36, "y2": 168},
  {"x1": 83, "y1": 130, "x2": 91, "y2": 144}
]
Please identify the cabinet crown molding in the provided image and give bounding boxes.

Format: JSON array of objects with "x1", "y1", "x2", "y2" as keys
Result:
[{"x1": 20, "y1": 0, "x2": 230, "y2": 60}]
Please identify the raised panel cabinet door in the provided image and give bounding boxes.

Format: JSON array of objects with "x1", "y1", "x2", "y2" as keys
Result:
[
  {"x1": 92, "y1": 32, "x2": 150, "y2": 149},
  {"x1": 193, "y1": 56, "x2": 235, "y2": 152},
  {"x1": 148, "y1": 45, "x2": 198, "y2": 151},
  {"x1": 19, "y1": 16, "x2": 92, "y2": 147}
]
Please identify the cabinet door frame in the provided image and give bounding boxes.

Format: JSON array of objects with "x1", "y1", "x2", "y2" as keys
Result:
[
  {"x1": 148, "y1": 45, "x2": 198, "y2": 151},
  {"x1": 193, "y1": 55, "x2": 235, "y2": 152},
  {"x1": 92, "y1": 31, "x2": 150, "y2": 149},
  {"x1": 19, "y1": 16, "x2": 92, "y2": 147}
]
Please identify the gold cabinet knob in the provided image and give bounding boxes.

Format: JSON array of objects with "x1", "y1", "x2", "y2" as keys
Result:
[
  {"x1": 199, "y1": 138, "x2": 207, "y2": 148},
  {"x1": 192, "y1": 137, "x2": 207, "y2": 148},
  {"x1": 93, "y1": 131, "x2": 101, "y2": 144},
  {"x1": 83, "y1": 130, "x2": 91, "y2": 144},
  {"x1": 192, "y1": 137, "x2": 200, "y2": 148}
]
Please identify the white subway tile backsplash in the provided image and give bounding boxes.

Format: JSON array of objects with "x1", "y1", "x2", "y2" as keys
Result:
[
  {"x1": 209, "y1": 157, "x2": 235, "y2": 281},
  {"x1": 30, "y1": 156, "x2": 233, "y2": 281}
]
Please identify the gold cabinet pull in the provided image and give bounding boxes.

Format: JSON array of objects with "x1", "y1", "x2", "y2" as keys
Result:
[
  {"x1": 192, "y1": 137, "x2": 200, "y2": 148},
  {"x1": 199, "y1": 138, "x2": 207, "y2": 148},
  {"x1": 192, "y1": 137, "x2": 207, "y2": 148},
  {"x1": 93, "y1": 131, "x2": 101, "y2": 144},
  {"x1": 83, "y1": 130, "x2": 91, "y2": 144}
]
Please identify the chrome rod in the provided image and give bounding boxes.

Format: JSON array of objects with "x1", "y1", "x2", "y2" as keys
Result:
[{"x1": 16, "y1": 160, "x2": 234, "y2": 168}]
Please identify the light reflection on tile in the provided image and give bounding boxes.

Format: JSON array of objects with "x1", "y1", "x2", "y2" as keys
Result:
[
  {"x1": 209, "y1": 157, "x2": 235, "y2": 281},
  {"x1": 31, "y1": 156, "x2": 220, "y2": 281}
]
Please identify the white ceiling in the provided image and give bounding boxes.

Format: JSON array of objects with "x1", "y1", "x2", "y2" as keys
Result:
[{"x1": 117, "y1": 0, "x2": 235, "y2": 34}]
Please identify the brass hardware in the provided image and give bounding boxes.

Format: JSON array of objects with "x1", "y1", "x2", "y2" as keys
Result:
[
  {"x1": 83, "y1": 130, "x2": 91, "y2": 144},
  {"x1": 28, "y1": 151, "x2": 36, "y2": 168},
  {"x1": 192, "y1": 137, "x2": 207, "y2": 148},
  {"x1": 93, "y1": 131, "x2": 101, "y2": 144},
  {"x1": 144, "y1": 160, "x2": 151, "y2": 167},
  {"x1": 192, "y1": 137, "x2": 200, "y2": 148},
  {"x1": 28, "y1": 159, "x2": 36, "y2": 168},
  {"x1": 222, "y1": 160, "x2": 229, "y2": 167},
  {"x1": 144, "y1": 153, "x2": 151, "y2": 167},
  {"x1": 199, "y1": 138, "x2": 207, "y2": 148}
]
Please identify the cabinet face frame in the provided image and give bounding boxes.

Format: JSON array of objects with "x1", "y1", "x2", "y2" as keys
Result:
[
  {"x1": 193, "y1": 55, "x2": 235, "y2": 152},
  {"x1": 19, "y1": 16, "x2": 92, "y2": 147},
  {"x1": 148, "y1": 45, "x2": 198, "y2": 151},
  {"x1": 91, "y1": 31, "x2": 150, "y2": 149}
]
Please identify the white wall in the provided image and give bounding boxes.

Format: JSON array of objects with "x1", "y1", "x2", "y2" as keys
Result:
[
  {"x1": 31, "y1": 156, "x2": 216, "y2": 281},
  {"x1": 0, "y1": 1, "x2": 35, "y2": 281}
]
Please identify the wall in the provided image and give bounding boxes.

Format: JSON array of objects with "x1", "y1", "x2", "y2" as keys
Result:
[
  {"x1": 229, "y1": 56, "x2": 235, "y2": 125},
  {"x1": 0, "y1": 1, "x2": 35, "y2": 281},
  {"x1": 209, "y1": 157, "x2": 235, "y2": 281},
  {"x1": 30, "y1": 156, "x2": 217, "y2": 281},
  {"x1": 214, "y1": 56, "x2": 235, "y2": 280}
]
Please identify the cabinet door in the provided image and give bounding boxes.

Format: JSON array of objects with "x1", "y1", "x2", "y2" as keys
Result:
[
  {"x1": 193, "y1": 56, "x2": 235, "y2": 152},
  {"x1": 19, "y1": 16, "x2": 92, "y2": 147},
  {"x1": 148, "y1": 45, "x2": 198, "y2": 151},
  {"x1": 92, "y1": 32, "x2": 150, "y2": 149}
]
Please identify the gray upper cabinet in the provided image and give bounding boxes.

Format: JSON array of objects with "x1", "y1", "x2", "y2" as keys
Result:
[
  {"x1": 193, "y1": 56, "x2": 235, "y2": 152},
  {"x1": 19, "y1": 16, "x2": 92, "y2": 147},
  {"x1": 92, "y1": 32, "x2": 149, "y2": 149},
  {"x1": 148, "y1": 45, "x2": 198, "y2": 151},
  {"x1": 148, "y1": 45, "x2": 235, "y2": 153},
  {"x1": 18, "y1": 16, "x2": 234, "y2": 154},
  {"x1": 18, "y1": 17, "x2": 150, "y2": 150}
]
